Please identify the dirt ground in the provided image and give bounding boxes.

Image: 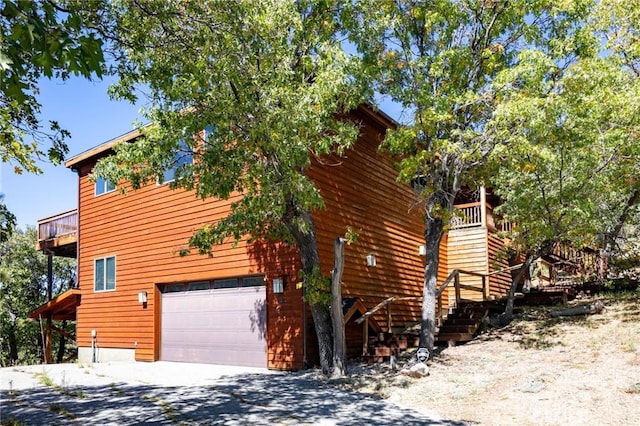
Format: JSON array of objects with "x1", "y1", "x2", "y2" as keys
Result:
[{"x1": 341, "y1": 291, "x2": 640, "y2": 425}]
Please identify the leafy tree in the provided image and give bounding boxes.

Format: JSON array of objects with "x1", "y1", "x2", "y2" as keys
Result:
[
  {"x1": 347, "y1": 0, "x2": 587, "y2": 352},
  {"x1": 0, "y1": 0, "x2": 104, "y2": 174},
  {"x1": 0, "y1": 227, "x2": 76, "y2": 366},
  {"x1": 590, "y1": 0, "x2": 640, "y2": 263},
  {"x1": 490, "y1": 50, "x2": 640, "y2": 320},
  {"x1": 0, "y1": 193, "x2": 16, "y2": 244},
  {"x1": 92, "y1": 0, "x2": 368, "y2": 374},
  {"x1": 485, "y1": 0, "x2": 640, "y2": 320}
]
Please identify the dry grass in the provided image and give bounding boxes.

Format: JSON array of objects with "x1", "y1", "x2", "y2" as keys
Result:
[{"x1": 344, "y1": 292, "x2": 640, "y2": 426}]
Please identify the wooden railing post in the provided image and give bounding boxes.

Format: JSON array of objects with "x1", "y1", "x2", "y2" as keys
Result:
[
  {"x1": 483, "y1": 275, "x2": 488, "y2": 300},
  {"x1": 363, "y1": 318, "x2": 369, "y2": 356},
  {"x1": 455, "y1": 273, "x2": 461, "y2": 303},
  {"x1": 480, "y1": 186, "x2": 487, "y2": 228},
  {"x1": 387, "y1": 304, "x2": 392, "y2": 332}
]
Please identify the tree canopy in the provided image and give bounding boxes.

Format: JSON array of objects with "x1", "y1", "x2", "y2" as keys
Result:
[
  {"x1": 346, "y1": 0, "x2": 595, "y2": 351},
  {"x1": 0, "y1": 227, "x2": 76, "y2": 365},
  {"x1": 92, "y1": 0, "x2": 369, "y2": 374},
  {"x1": 0, "y1": 0, "x2": 104, "y2": 174}
]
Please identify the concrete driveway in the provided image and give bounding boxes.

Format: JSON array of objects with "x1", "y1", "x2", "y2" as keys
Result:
[{"x1": 1, "y1": 362, "x2": 462, "y2": 425}]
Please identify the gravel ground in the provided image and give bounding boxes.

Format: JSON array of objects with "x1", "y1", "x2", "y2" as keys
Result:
[{"x1": 342, "y1": 292, "x2": 640, "y2": 426}]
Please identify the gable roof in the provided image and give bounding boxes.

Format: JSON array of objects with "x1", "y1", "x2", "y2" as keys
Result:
[{"x1": 64, "y1": 104, "x2": 397, "y2": 171}]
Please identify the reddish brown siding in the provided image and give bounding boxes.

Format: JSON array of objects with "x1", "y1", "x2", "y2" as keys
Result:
[
  {"x1": 310, "y1": 109, "x2": 434, "y2": 331},
  {"x1": 75, "y1": 166, "x2": 303, "y2": 368},
  {"x1": 73, "y1": 106, "x2": 431, "y2": 370}
]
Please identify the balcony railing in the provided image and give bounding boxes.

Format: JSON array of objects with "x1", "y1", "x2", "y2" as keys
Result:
[
  {"x1": 37, "y1": 209, "x2": 78, "y2": 242},
  {"x1": 451, "y1": 202, "x2": 512, "y2": 233}
]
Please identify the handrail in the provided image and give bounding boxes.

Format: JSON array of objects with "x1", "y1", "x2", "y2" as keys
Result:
[
  {"x1": 355, "y1": 296, "x2": 421, "y2": 325},
  {"x1": 435, "y1": 270, "x2": 459, "y2": 298},
  {"x1": 355, "y1": 264, "x2": 523, "y2": 331}
]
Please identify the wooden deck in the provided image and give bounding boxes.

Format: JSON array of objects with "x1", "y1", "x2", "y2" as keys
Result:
[{"x1": 36, "y1": 209, "x2": 78, "y2": 258}]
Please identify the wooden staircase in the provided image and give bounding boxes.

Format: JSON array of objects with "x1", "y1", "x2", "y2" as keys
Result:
[
  {"x1": 361, "y1": 301, "x2": 494, "y2": 362},
  {"x1": 435, "y1": 300, "x2": 491, "y2": 344},
  {"x1": 356, "y1": 266, "x2": 531, "y2": 362}
]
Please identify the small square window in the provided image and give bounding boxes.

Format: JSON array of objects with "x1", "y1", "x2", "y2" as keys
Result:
[
  {"x1": 95, "y1": 256, "x2": 116, "y2": 292},
  {"x1": 161, "y1": 140, "x2": 193, "y2": 184},
  {"x1": 95, "y1": 176, "x2": 116, "y2": 196}
]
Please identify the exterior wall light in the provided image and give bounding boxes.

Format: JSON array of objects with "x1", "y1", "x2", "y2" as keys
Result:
[
  {"x1": 273, "y1": 277, "x2": 284, "y2": 294},
  {"x1": 419, "y1": 245, "x2": 426, "y2": 256},
  {"x1": 366, "y1": 253, "x2": 377, "y2": 267},
  {"x1": 138, "y1": 291, "x2": 148, "y2": 304}
]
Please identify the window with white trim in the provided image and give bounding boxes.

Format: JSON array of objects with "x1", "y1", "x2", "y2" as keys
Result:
[
  {"x1": 94, "y1": 256, "x2": 116, "y2": 291},
  {"x1": 161, "y1": 139, "x2": 193, "y2": 184},
  {"x1": 95, "y1": 176, "x2": 116, "y2": 195}
]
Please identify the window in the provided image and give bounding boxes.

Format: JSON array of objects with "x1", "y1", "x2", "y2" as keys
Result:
[
  {"x1": 95, "y1": 176, "x2": 116, "y2": 195},
  {"x1": 212, "y1": 278, "x2": 238, "y2": 289},
  {"x1": 94, "y1": 256, "x2": 116, "y2": 292},
  {"x1": 159, "y1": 275, "x2": 265, "y2": 293},
  {"x1": 204, "y1": 125, "x2": 216, "y2": 142},
  {"x1": 161, "y1": 139, "x2": 193, "y2": 184}
]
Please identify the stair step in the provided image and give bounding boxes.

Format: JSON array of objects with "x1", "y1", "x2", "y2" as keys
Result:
[
  {"x1": 444, "y1": 318, "x2": 478, "y2": 326},
  {"x1": 438, "y1": 324, "x2": 478, "y2": 333},
  {"x1": 435, "y1": 332, "x2": 475, "y2": 342}
]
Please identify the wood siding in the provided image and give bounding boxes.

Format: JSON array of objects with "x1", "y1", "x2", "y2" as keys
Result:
[
  {"x1": 309, "y1": 109, "x2": 430, "y2": 332},
  {"x1": 438, "y1": 234, "x2": 450, "y2": 312},
  {"x1": 75, "y1": 165, "x2": 303, "y2": 368},
  {"x1": 73, "y1": 106, "x2": 433, "y2": 370},
  {"x1": 447, "y1": 227, "x2": 487, "y2": 302},
  {"x1": 487, "y1": 233, "x2": 511, "y2": 297},
  {"x1": 447, "y1": 227, "x2": 512, "y2": 302}
]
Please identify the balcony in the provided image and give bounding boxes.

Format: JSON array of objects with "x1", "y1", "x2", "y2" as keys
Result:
[
  {"x1": 451, "y1": 202, "x2": 512, "y2": 233},
  {"x1": 36, "y1": 209, "x2": 78, "y2": 258}
]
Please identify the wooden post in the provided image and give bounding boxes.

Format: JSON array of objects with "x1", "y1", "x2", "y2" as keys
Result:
[
  {"x1": 45, "y1": 251, "x2": 53, "y2": 364},
  {"x1": 387, "y1": 304, "x2": 392, "y2": 332},
  {"x1": 45, "y1": 313, "x2": 53, "y2": 364},
  {"x1": 483, "y1": 275, "x2": 488, "y2": 300},
  {"x1": 455, "y1": 272, "x2": 461, "y2": 303},
  {"x1": 362, "y1": 318, "x2": 369, "y2": 356},
  {"x1": 480, "y1": 186, "x2": 487, "y2": 228},
  {"x1": 330, "y1": 237, "x2": 347, "y2": 377}
]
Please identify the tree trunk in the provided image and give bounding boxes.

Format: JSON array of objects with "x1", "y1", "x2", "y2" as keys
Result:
[
  {"x1": 420, "y1": 216, "x2": 445, "y2": 354},
  {"x1": 502, "y1": 254, "x2": 536, "y2": 324},
  {"x1": 284, "y1": 203, "x2": 333, "y2": 374},
  {"x1": 7, "y1": 325, "x2": 18, "y2": 365},
  {"x1": 550, "y1": 301, "x2": 605, "y2": 318},
  {"x1": 56, "y1": 320, "x2": 68, "y2": 363},
  {"x1": 503, "y1": 241, "x2": 557, "y2": 323},
  {"x1": 601, "y1": 188, "x2": 640, "y2": 282},
  {"x1": 330, "y1": 237, "x2": 347, "y2": 378}
]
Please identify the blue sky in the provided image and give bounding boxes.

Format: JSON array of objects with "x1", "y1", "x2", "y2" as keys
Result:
[{"x1": 1, "y1": 76, "x2": 145, "y2": 230}]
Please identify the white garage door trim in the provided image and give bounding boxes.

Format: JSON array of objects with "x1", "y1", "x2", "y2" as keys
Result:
[{"x1": 161, "y1": 285, "x2": 267, "y2": 367}]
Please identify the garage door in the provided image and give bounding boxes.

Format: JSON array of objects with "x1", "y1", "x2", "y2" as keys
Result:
[{"x1": 160, "y1": 278, "x2": 267, "y2": 367}]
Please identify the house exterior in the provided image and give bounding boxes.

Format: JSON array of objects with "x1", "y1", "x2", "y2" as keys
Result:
[
  {"x1": 34, "y1": 105, "x2": 581, "y2": 369},
  {"x1": 32, "y1": 105, "x2": 453, "y2": 370}
]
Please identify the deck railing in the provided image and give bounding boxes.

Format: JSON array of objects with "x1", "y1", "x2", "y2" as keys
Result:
[
  {"x1": 451, "y1": 201, "x2": 513, "y2": 233},
  {"x1": 37, "y1": 209, "x2": 78, "y2": 242}
]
